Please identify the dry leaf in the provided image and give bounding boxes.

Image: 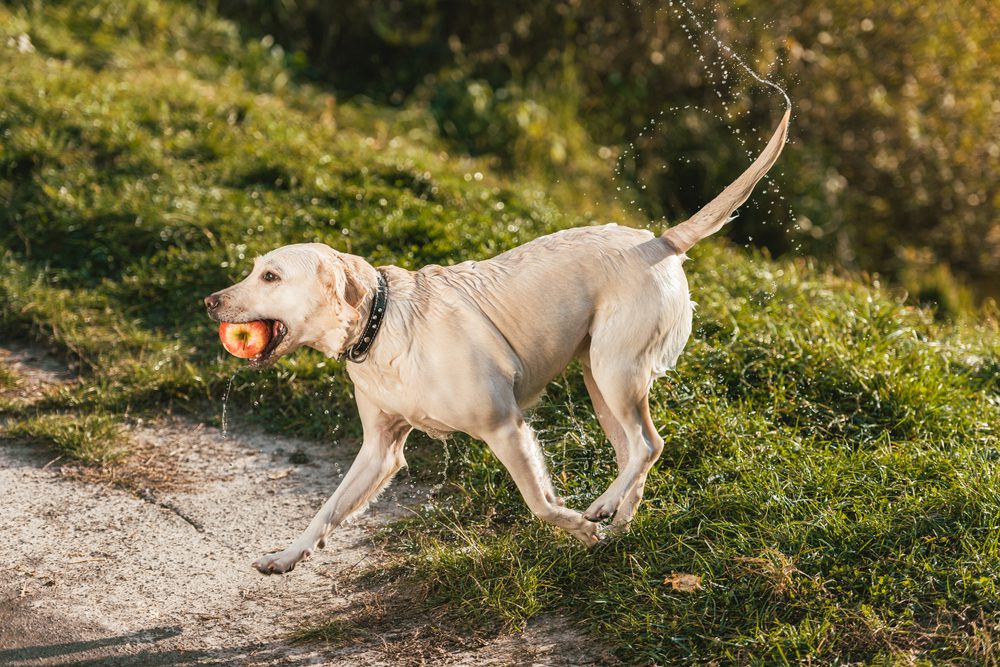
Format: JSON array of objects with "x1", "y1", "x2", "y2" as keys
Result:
[{"x1": 663, "y1": 572, "x2": 702, "y2": 592}]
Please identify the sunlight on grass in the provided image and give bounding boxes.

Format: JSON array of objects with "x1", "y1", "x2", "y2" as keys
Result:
[
  {"x1": 1, "y1": 0, "x2": 999, "y2": 662},
  {"x1": 385, "y1": 247, "x2": 1000, "y2": 662},
  {"x1": 4, "y1": 412, "x2": 127, "y2": 465},
  {"x1": 0, "y1": 363, "x2": 18, "y2": 390}
]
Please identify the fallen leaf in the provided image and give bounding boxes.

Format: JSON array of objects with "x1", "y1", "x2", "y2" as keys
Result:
[{"x1": 663, "y1": 572, "x2": 703, "y2": 592}]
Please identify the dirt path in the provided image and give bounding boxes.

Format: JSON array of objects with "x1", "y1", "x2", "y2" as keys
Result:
[{"x1": 0, "y1": 346, "x2": 603, "y2": 666}]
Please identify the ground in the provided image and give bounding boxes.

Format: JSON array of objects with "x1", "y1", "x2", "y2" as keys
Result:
[{"x1": 0, "y1": 345, "x2": 606, "y2": 666}]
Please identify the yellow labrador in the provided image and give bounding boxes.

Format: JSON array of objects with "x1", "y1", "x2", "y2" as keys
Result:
[{"x1": 205, "y1": 110, "x2": 790, "y2": 574}]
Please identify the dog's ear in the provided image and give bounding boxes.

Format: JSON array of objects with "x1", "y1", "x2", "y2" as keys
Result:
[
  {"x1": 342, "y1": 265, "x2": 367, "y2": 311},
  {"x1": 316, "y1": 252, "x2": 362, "y2": 328}
]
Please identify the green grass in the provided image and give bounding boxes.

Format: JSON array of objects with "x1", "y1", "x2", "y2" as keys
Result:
[
  {"x1": 0, "y1": 363, "x2": 18, "y2": 390},
  {"x1": 4, "y1": 412, "x2": 126, "y2": 464},
  {"x1": 390, "y1": 249, "x2": 1000, "y2": 662},
  {"x1": 2, "y1": 1, "x2": 999, "y2": 663},
  {"x1": 0, "y1": 0, "x2": 616, "y2": 440}
]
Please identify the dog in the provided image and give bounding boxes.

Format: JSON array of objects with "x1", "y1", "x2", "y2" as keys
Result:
[{"x1": 205, "y1": 110, "x2": 789, "y2": 574}]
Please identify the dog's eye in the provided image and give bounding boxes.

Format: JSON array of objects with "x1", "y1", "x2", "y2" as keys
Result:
[{"x1": 262, "y1": 271, "x2": 279, "y2": 283}]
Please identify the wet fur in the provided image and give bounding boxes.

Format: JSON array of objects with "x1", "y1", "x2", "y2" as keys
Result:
[{"x1": 204, "y1": 111, "x2": 790, "y2": 574}]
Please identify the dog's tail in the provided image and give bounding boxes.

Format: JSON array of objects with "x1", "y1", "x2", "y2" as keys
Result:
[{"x1": 661, "y1": 107, "x2": 791, "y2": 255}]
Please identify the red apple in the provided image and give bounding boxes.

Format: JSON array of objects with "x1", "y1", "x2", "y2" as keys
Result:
[{"x1": 219, "y1": 321, "x2": 271, "y2": 359}]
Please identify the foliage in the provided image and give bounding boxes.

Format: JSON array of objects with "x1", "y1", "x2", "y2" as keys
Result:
[
  {"x1": 214, "y1": 0, "x2": 1000, "y2": 297},
  {"x1": 0, "y1": 362, "x2": 18, "y2": 390},
  {"x1": 1, "y1": 1, "x2": 999, "y2": 663}
]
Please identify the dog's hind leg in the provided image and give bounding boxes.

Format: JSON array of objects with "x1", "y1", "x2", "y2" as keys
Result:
[
  {"x1": 581, "y1": 351, "x2": 664, "y2": 524},
  {"x1": 582, "y1": 361, "x2": 631, "y2": 474},
  {"x1": 581, "y1": 360, "x2": 657, "y2": 528},
  {"x1": 253, "y1": 390, "x2": 411, "y2": 575},
  {"x1": 610, "y1": 398, "x2": 662, "y2": 527}
]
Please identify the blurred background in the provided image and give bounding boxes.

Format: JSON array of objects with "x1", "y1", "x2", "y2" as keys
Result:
[{"x1": 214, "y1": 0, "x2": 1000, "y2": 309}]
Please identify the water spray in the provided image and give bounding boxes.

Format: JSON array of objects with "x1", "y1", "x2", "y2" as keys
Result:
[{"x1": 672, "y1": 0, "x2": 792, "y2": 110}]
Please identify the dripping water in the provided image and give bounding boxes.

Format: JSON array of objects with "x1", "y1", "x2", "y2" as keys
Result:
[
  {"x1": 221, "y1": 367, "x2": 242, "y2": 438},
  {"x1": 427, "y1": 435, "x2": 452, "y2": 502}
]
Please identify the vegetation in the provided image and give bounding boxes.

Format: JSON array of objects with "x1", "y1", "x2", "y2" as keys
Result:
[
  {"x1": 2, "y1": 0, "x2": 999, "y2": 663},
  {"x1": 394, "y1": 247, "x2": 1000, "y2": 662},
  {"x1": 0, "y1": 364, "x2": 17, "y2": 390},
  {"x1": 5, "y1": 411, "x2": 126, "y2": 464},
  {"x1": 215, "y1": 0, "x2": 1000, "y2": 301}
]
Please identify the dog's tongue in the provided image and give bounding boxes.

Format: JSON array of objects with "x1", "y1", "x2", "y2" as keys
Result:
[{"x1": 219, "y1": 320, "x2": 271, "y2": 359}]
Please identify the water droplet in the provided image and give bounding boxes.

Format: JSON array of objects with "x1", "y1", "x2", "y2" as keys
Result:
[{"x1": 221, "y1": 368, "x2": 242, "y2": 438}]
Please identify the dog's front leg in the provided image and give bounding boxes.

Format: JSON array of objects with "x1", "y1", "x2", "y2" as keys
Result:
[{"x1": 254, "y1": 393, "x2": 411, "y2": 575}]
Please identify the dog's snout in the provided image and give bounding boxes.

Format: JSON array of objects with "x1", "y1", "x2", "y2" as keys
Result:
[{"x1": 204, "y1": 293, "x2": 222, "y2": 311}]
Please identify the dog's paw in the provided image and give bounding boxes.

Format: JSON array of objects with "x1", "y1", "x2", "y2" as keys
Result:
[
  {"x1": 610, "y1": 503, "x2": 639, "y2": 528},
  {"x1": 570, "y1": 519, "x2": 601, "y2": 547},
  {"x1": 253, "y1": 547, "x2": 311, "y2": 575},
  {"x1": 583, "y1": 495, "x2": 620, "y2": 523}
]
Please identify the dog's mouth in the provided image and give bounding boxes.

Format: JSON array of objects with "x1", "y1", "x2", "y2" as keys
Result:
[{"x1": 249, "y1": 319, "x2": 288, "y2": 369}]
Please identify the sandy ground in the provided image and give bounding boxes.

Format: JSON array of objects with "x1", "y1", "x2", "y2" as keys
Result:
[{"x1": 0, "y1": 345, "x2": 606, "y2": 666}]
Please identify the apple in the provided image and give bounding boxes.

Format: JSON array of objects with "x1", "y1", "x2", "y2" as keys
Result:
[{"x1": 219, "y1": 321, "x2": 271, "y2": 359}]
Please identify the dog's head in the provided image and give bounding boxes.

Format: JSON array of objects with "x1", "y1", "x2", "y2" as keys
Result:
[{"x1": 203, "y1": 243, "x2": 371, "y2": 367}]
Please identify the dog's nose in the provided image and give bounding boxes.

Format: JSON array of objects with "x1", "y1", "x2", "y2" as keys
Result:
[{"x1": 204, "y1": 293, "x2": 222, "y2": 311}]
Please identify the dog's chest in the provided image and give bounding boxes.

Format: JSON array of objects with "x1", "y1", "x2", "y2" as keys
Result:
[
  {"x1": 346, "y1": 362, "x2": 456, "y2": 434},
  {"x1": 347, "y1": 362, "x2": 406, "y2": 405}
]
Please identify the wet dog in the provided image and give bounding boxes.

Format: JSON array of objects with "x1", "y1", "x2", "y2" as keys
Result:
[{"x1": 205, "y1": 110, "x2": 790, "y2": 574}]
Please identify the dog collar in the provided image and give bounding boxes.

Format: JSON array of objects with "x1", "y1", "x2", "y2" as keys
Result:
[{"x1": 344, "y1": 269, "x2": 388, "y2": 363}]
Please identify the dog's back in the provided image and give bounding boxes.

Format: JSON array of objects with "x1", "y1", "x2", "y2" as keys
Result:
[{"x1": 417, "y1": 224, "x2": 690, "y2": 401}]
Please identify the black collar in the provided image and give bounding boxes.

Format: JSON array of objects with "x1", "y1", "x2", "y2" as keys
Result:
[{"x1": 344, "y1": 269, "x2": 388, "y2": 363}]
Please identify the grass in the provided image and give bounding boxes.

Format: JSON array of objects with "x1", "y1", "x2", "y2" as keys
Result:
[
  {"x1": 0, "y1": 363, "x2": 18, "y2": 390},
  {"x1": 0, "y1": 0, "x2": 613, "y2": 440},
  {"x1": 2, "y1": 1, "x2": 999, "y2": 663},
  {"x1": 390, "y1": 250, "x2": 1000, "y2": 662},
  {"x1": 4, "y1": 412, "x2": 126, "y2": 464}
]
